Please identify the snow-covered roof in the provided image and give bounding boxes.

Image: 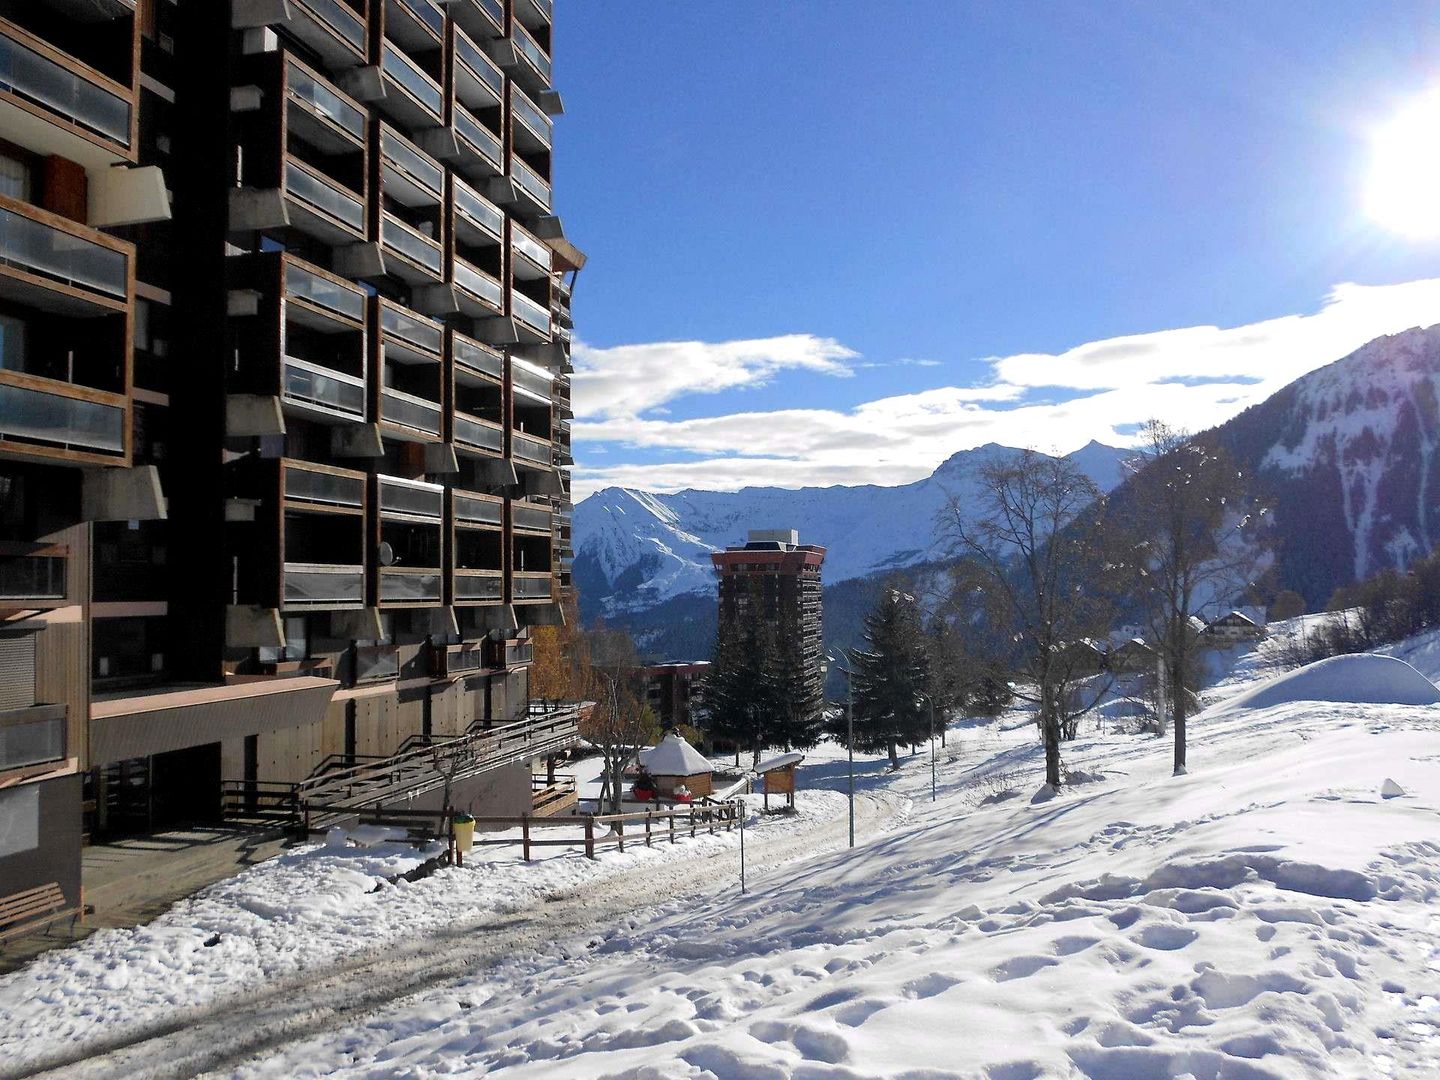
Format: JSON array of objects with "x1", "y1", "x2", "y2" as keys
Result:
[
  {"x1": 755, "y1": 752, "x2": 805, "y2": 774},
  {"x1": 638, "y1": 732, "x2": 712, "y2": 776}
]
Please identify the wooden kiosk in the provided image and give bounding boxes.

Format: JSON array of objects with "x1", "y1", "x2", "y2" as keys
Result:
[
  {"x1": 755, "y1": 752, "x2": 804, "y2": 811},
  {"x1": 638, "y1": 732, "x2": 713, "y2": 800}
]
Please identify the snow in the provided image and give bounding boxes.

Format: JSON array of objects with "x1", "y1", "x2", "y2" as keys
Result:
[
  {"x1": 11, "y1": 642, "x2": 1440, "y2": 1078},
  {"x1": 637, "y1": 732, "x2": 712, "y2": 776},
  {"x1": 755, "y1": 752, "x2": 805, "y2": 773}
]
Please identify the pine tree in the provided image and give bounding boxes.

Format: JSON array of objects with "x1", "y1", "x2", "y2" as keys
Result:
[
  {"x1": 769, "y1": 607, "x2": 826, "y2": 750},
  {"x1": 842, "y1": 589, "x2": 931, "y2": 769},
  {"x1": 700, "y1": 617, "x2": 779, "y2": 765}
]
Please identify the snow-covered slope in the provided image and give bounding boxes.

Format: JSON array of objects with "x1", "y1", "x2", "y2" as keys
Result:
[{"x1": 574, "y1": 441, "x2": 1129, "y2": 617}]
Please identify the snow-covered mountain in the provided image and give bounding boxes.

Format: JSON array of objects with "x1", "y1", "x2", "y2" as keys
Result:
[
  {"x1": 573, "y1": 442, "x2": 1130, "y2": 618},
  {"x1": 1211, "y1": 322, "x2": 1440, "y2": 607}
]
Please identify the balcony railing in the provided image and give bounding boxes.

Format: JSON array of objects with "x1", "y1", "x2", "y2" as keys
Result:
[
  {"x1": 0, "y1": 199, "x2": 127, "y2": 301},
  {"x1": 511, "y1": 358, "x2": 552, "y2": 402},
  {"x1": 380, "y1": 301, "x2": 442, "y2": 359},
  {"x1": 381, "y1": 42, "x2": 442, "y2": 124},
  {"x1": 381, "y1": 211, "x2": 442, "y2": 280},
  {"x1": 512, "y1": 431, "x2": 551, "y2": 468},
  {"x1": 514, "y1": 0, "x2": 552, "y2": 31},
  {"x1": 450, "y1": 0, "x2": 504, "y2": 40},
  {"x1": 379, "y1": 475, "x2": 444, "y2": 519},
  {"x1": 453, "y1": 334, "x2": 504, "y2": 380},
  {"x1": 283, "y1": 562, "x2": 364, "y2": 607},
  {"x1": 454, "y1": 569, "x2": 503, "y2": 601},
  {"x1": 285, "y1": 260, "x2": 365, "y2": 323},
  {"x1": 511, "y1": 20, "x2": 551, "y2": 89},
  {"x1": 510, "y1": 223, "x2": 550, "y2": 275},
  {"x1": 355, "y1": 643, "x2": 400, "y2": 682},
  {"x1": 510, "y1": 154, "x2": 551, "y2": 213},
  {"x1": 454, "y1": 412, "x2": 503, "y2": 454},
  {"x1": 454, "y1": 491, "x2": 502, "y2": 526},
  {"x1": 454, "y1": 178, "x2": 503, "y2": 243},
  {"x1": 282, "y1": 357, "x2": 366, "y2": 419},
  {"x1": 513, "y1": 572, "x2": 552, "y2": 600},
  {"x1": 0, "y1": 378, "x2": 125, "y2": 455},
  {"x1": 510, "y1": 84, "x2": 551, "y2": 149},
  {"x1": 284, "y1": 460, "x2": 365, "y2": 507},
  {"x1": 287, "y1": 60, "x2": 364, "y2": 142},
  {"x1": 434, "y1": 642, "x2": 487, "y2": 677},
  {"x1": 381, "y1": 385, "x2": 442, "y2": 436},
  {"x1": 455, "y1": 104, "x2": 503, "y2": 175},
  {"x1": 0, "y1": 20, "x2": 132, "y2": 150},
  {"x1": 511, "y1": 289, "x2": 551, "y2": 338},
  {"x1": 0, "y1": 705, "x2": 66, "y2": 771},
  {"x1": 379, "y1": 566, "x2": 442, "y2": 602},
  {"x1": 0, "y1": 543, "x2": 65, "y2": 601},
  {"x1": 512, "y1": 504, "x2": 552, "y2": 532},
  {"x1": 454, "y1": 256, "x2": 503, "y2": 314},
  {"x1": 455, "y1": 28, "x2": 504, "y2": 108},
  {"x1": 380, "y1": 126, "x2": 443, "y2": 204},
  {"x1": 393, "y1": 0, "x2": 444, "y2": 38},
  {"x1": 284, "y1": 159, "x2": 364, "y2": 233}
]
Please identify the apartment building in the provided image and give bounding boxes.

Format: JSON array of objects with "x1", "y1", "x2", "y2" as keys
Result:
[
  {"x1": 711, "y1": 530, "x2": 825, "y2": 705},
  {"x1": 0, "y1": 0, "x2": 581, "y2": 920},
  {"x1": 642, "y1": 660, "x2": 709, "y2": 732}
]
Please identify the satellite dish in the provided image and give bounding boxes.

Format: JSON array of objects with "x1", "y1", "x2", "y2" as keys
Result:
[{"x1": 377, "y1": 541, "x2": 396, "y2": 566}]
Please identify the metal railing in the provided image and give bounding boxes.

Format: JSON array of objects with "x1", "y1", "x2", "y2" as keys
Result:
[
  {"x1": 0, "y1": 25, "x2": 130, "y2": 146},
  {"x1": 0, "y1": 201, "x2": 127, "y2": 299},
  {"x1": 0, "y1": 380, "x2": 125, "y2": 454},
  {"x1": 283, "y1": 357, "x2": 366, "y2": 418}
]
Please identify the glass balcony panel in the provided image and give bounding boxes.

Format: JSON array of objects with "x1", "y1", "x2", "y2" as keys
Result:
[
  {"x1": 455, "y1": 105, "x2": 503, "y2": 169},
  {"x1": 382, "y1": 213, "x2": 442, "y2": 274},
  {"x1": 0, "y1": 30, "x2": 130, "y2": 146},
  {"x1": 381, "y1": 129, "x2": 443, "y2": 196},
  {"x1": 284, "y1": 463, "x2": 364, "y2": 507},
  {"x1": 454, "y1": 180, "x2": 503, "y2": 240},
  {"x1": 287, "y1": 62, "x2": 363, "y2": 140},
  {"x1": 512, "y1": 504, "x2": 551, "y2": 532},
  {"x1": 0, "y1": 381, "x2": 123, "y2": 453},
  {"x1": 511, "y1": 360, "x2": 552, "y2": 400},
  {"x1": 454, "y1": 413, "x2": 502, "y2": 453},
  {"x1": 378, "y1": 476, "x2": 443, "y2": 518},
  {"x1": 0, "y1": 204, "x2": 127, "y2": 298},
  {"x1": 511, "y1": 431, "x2": 550, "y2": 467},
  {"x1": 0, "y1": 715, "x2": 64, "y2": 770},
  {"x1": 510, "y1": 226, "x2": 550, "y2": 270},
  {"x1": 509, "y1": 85, "x2": 551, "y2": 147},
  {"x1": 513, "y1": 574, "x2": 552, "y2": 600},
  {"x1": 298, "y1": 0, "x2": 367, "y2": 52},
  {"x1": 284, "y1": 161, "x2": 364, "y2": 231},
  {"x1": 380, "y1": 303, "x2": 442, "y2": 355},
  {"x1": 511, "y1": 290, "x2": 550, "y2": 336},
  {"x1": 284, "y1": 262, "x2": 364, "y2": 322},
  {"x1": 379, "y1": 568, "x2": 442, "y2": 602},
  {"x1": 455, "y1": 31, "x2": 504, "y2": 100},
  {"x1": 510, "y1": 155, "x2": 551, "y2": 212},
  {"x1": 381, "y1": 42, "x2": 442, "y2": 118},
  {"x1": 381, "y1": 385, "x2": 442, "y2": 434},
  {"x1": 283, "y1": 563, "x2": 364, "y2": 606},
  {"x1": 454, "y1": 493, "x2": 502, "y2": 525},
  {"x1": 512, "y1": 21, "x2": 551, "y2": 85},
  {"x1": 455, "y1": 572, "x2": 503, "y2": 600},
  {"x1": 355, "y1": 643, "x2": 400, "y2": 681},
  {"x1": 282, "y1": 357, "x2": 366, "y2": 418},
  {"x1": 0, "y1": 554, "x2": 64, "y2": 599},
  {"x1": 395, "y1": 0, "x2": 444, "y2": 36},
  {"x1": 454, "y1": 259, "x2": 502, "y2": 308},
  {"x1": 453, "y1": 336, "x2": 503, "y2": 381}
]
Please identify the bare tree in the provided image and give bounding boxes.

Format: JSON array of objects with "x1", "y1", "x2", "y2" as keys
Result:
[
  {"x1": 583, "y1": 628, "x2": 659, "y2": 813},
  {"x1": 1117, "y1": 421, "x2": 1265, "y2": 775},
  {"x1": 939, "y1": 451, "x2": 1115, "y2": 790}
]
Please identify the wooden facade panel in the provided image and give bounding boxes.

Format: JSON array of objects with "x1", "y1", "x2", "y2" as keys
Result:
[{"x1": 321, "y1": 700, "x2": 348, "y2": 760}]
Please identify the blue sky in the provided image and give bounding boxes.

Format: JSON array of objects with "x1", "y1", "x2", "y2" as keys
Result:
[{"x1": 557, "y1": 2, "x2": 1440, "y2": 498}]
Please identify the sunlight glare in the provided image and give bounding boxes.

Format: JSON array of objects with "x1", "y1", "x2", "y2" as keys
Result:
[{"x1": 1366, "y1": 90, "x2": 1440, "y2": 238}]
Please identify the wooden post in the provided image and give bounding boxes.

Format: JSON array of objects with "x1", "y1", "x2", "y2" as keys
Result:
[
  {"x1": 522, "y1": 813, "x2": 531, "y2": 862},
  {"x1": 690, "y1": 809, "x2": 696, "y2": 839},
  {"x1": 616, "y1": 818, "x2": 624, "y2": 853},
  {"x1": 669, "y1": 812, "x2": 676, "y2": 844},
  {"x1": 585, "y1": 814, "x2": 595, "y2": 859},
  {"x1": 645, "y1": 812, "x2": 652, "y2": 847}
]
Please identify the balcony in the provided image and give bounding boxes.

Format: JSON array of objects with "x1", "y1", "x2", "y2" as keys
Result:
[
  {"x1": 385, "y1": 0, "x2": 443, "y2": 50},
  {"x1": 511, "y1": 289, "x2": 551, "y2": 342},
  {"x1": 380, "y1": 384, "x2": 442, "y2": 438},
  {"x1": 233, "y1": 0, "x2": 368, "y2": 71},
  {"x1": 379, "y1": 475, "x2": 444, "y2": 519},
  {"x1": 509, "y1": 84, "x2": 551, "y2": 153},
  {"x1": 454, "y1": 103, "x2": 504, "y2": 180},
  {"x1": 449, "y1": 0, "x2": 504, "y2": 42},
  {"x1": 0, "y1": 195, "x2": 129, "y2": 316},
  {"x1": 283, "y1": 562, "x2": 365, "y2": 608},
  {"x1": 454, "y1": 569, "x2": 503, "y2": 602},
  {"x1": 512, "y1": 572, "x2": 552, "y2": 602},
  {"x1": 433, "y1": 641, "x2": 489, "y2": 677},
  {"x1": 379, "y1": 566, "x2": 442, "y2": 604},
  {"x1": 283, "y1": 458, "x2": 366, "y2": 510},
  {"x1": 513, "y1": 0, "x2": 552, "y2": 32},
  {"x1": 510, "y1": 357, "x2": 553, "y2": 406},
  {"x1": 283, "y1": 157, "x2": 366, "y2": 246},
  {"x1": 511, "y1": 431, "x2": 552, "y2": 470},
  {"x1": 512, "y1": 504, "x2": 552, "y2": 534},
  {"x1": 0, "y1": 375, "x2": 126, "y2": 463},
  {"x1": 453, "y1": 333, "x2": 504, "y2": 383},
  {"x1": 453, "y1": 255, "x2": 503, "y2": 318},
  {"x1": 379, "y1": 41, "x2": 443, "y2": 131},
  {"x1": 355, "y1": 643, "x2": 400, "y2": 682},
  {"x1": 284, "y1": 258, "x2": 367, "y2": 328},
  {"x1": 453, "y1": 177, "x2": 503, "y2": 247},
  {"x1": 0, "y1": 542, "x2": 67, "y2": 605},
  {"x1": 380, "y1": 124, "x2": 443, "y2": 208},
  {"x1": 503, "y1": 154, "x2": 551, "y2": 217},
  {"x1": 379, "y1": 299, "x2": 443, "y2": 364},
  {"x1": 494, "y1": 19, "x2": 550, "y2": 95},
  {"x1": 0, "y1": 17, "x2": 134, "y2": 168},
  {"x1": 489, "y1": 639, "x2": 534, "y2": 667},
  {"x1": 510, "y1": 221, "x2": 550, "y2": 280},
  {"x1": 380, "y1": 210, "x2": 442, "y2": 284},
  {"x1": 454, "y1": 27, "x2": 504, "y2": 111},
  {"x1": 453, "y1": 490, "x2": 503, "y2": 527},
  {"x1": 454, "y1": 412, "x2": 503, "y2": 457},
  {"x1": 283, "y1": 357, "x2": 366, "y2": 423},
  {"x1": 286, "y1": 58, "x2": 365, "y2": 156}
]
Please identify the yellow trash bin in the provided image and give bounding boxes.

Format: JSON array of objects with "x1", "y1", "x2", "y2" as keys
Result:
[{"x1": 452, "y1": 813, "x2": 476, "y2": 854}]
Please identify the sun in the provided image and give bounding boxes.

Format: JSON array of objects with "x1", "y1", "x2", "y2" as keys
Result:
[{"x1": 1366, "y1": 90, "x2": 1440, "y2": 238}]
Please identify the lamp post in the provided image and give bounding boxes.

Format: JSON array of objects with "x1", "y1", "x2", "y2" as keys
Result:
[
  {"x1": 925, "y1": 693, "x2": 936, "y2": 802},
  {"x1": 828, "y1": 650, "x2": 856, "y2": 848}
]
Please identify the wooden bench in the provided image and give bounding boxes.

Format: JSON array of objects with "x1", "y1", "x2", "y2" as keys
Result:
[{"x1": 0, "y1": 883, "x2": 84, "y2": 947}]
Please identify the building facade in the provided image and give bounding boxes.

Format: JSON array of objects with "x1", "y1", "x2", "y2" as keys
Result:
[
  {"x1": 711, "y1": 529, "x2": 825, "y2": 706},
  {"x1": 642, "y1": 660, "x2": 708, "y2": 732},
  {"x1": 0, "y1": 0, "x2": 580, "y2": 919}
]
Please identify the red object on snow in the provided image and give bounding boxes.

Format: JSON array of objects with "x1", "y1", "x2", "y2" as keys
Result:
[{"x1": 632, "y1": 787, "x2": 655, "y2": 801}]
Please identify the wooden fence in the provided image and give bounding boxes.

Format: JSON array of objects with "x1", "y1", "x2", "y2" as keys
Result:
[{"x1": 459, "y1": 799, "x2": 744, "y2": 862}]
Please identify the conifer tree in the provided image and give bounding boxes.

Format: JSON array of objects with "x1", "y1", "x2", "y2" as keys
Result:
[
  {"x1": 839, "y1": 589, "x2": 931, "y2": 768},
  {"x1": 700, "y1": 617, "x2": 779, "y2": 765},
  {"x1": 769, "y1": 606, "x2": 826, "y2": 750}
]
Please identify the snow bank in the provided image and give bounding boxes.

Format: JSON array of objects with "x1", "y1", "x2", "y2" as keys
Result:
[{"x1": 1211, "y1": 652, "x2": 1440, "y2": 714}]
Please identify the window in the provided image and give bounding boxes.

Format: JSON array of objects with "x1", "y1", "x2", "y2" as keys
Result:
[
  {"x1": 0, "y1": 784, "x2": 39, "y2": 858},
  {"x1": 0, "y1": 314, "x2": 25, "y2": 372},
  {"x1": 0, "y1": 151, "x2": 31, "y2": 202},
  {"x1": 0, "y1": 711, "x2": 64, "y2": 770}
]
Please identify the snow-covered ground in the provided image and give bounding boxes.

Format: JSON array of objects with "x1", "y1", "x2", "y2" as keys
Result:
[{"x1": 7, "y1": 629, "x2": 1440, "y2": 1078}]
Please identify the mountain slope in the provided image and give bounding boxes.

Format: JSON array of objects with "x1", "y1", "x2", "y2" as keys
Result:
[{"x1": 574, "y1": 442, "x2": 1130, "y2": 620}]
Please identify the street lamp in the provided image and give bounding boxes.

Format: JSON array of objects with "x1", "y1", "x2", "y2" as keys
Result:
[
  {"x1": 920, "y1": 692, "x2": 936, "y2": 803},
  {"x1": 827, "y1": 650, "x2": 856, "y2": 848}
]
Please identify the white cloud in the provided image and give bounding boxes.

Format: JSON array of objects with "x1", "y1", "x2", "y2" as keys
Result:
[{"x1": 571, "y1": 279, "x2": 1440, "y2": 500}]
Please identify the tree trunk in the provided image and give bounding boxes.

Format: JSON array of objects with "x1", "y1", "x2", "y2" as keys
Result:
[
  {"x1": 888, "y1": 740, "x2": 898, "y2": 769},
  {"x1": 1171, "y1": 656, "x2": 1188, "y2": 775},
  {"x1": 1042, "y1": 684, "x2": 1062, "y2": 789}
]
